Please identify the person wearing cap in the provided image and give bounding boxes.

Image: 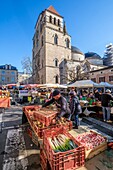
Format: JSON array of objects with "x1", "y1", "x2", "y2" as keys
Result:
[
  {"x1": 42, "y1": 90, "x2": 71, "y2": 119},
  {"x1": 69, "y1": 91, "x2": 82, "y2": 129},
  {"x1": 101, "y1": 89, "x2": 113, "y2": 122}
]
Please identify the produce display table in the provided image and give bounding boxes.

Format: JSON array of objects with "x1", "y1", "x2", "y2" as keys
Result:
[
  {"x1": 0, "y1": 97, "x2": 10, "y2": 108},
  {"x1": 69, "y1": 130, "x2": 107, "y2": 160},
  {"x1": 23, "y1": 105, "x2": 72, "y2": 139},
  {"x1": 82, "y1": 105, "x2": 102, "y2": 117}
]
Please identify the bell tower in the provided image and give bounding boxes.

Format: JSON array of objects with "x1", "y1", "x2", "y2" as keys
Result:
[{"x1": 32, "y1": 6, "x2": 71, "y2": 84}]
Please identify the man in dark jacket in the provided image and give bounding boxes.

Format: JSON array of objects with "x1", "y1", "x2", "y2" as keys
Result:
[
  {"x1": 69, "y1": 91, "x2": 82, "y2": 129},
  {"x1": 101, "y1": 89, "x2": 113, "y2": 122},
  {"x1": 42, "y1": 90, "x2": 71, "y2": 119}
]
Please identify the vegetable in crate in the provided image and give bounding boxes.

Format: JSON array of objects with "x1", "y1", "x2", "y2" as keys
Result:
[
  {"x1": 48, "y1": 134, "x2": 78, "y2": 152},
  {"x1": 75, "y1": 132, "x2": 106, "y2": 150},
  {"x1": 35, "y1": 121, "x2": 45, "y2": 128},
  {"x1": 51, "y1": 118, "x2": 56, "y2": 125}
]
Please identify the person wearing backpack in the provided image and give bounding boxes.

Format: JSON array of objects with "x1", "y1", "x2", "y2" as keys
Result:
[{"x1": 69, "y1": 91, "x2": 82, "y2": 129}]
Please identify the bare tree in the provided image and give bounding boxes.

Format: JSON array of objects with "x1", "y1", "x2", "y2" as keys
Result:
[
  {"x1": 21, "y1": 56, "x2": 32, "y2": 74},
  {"x1": 60, "y1": 63, "x2": 90, "y2": 83}
]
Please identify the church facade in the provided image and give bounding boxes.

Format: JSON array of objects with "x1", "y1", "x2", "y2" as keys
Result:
[
  {"x1": 32, "y1": 6, "x2": 105, "y2": 84},
  {"x1": 32, "y1": 6, "x2": 71, "y2": 84}
]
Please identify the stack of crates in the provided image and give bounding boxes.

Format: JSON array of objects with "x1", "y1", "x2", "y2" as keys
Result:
[
  {"x1": 42, "y1": 126, "x2": 85, "y2": 170},
  {"x1": 33, "y1": 119, "x2": 72, "y2": 138},
  {"x1": 23, "y1": 105, "x2": 72, "y2": 139}
]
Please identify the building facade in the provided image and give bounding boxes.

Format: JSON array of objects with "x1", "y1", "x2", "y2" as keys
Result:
[
  {"x1": 32, "y1": 6, "x2": 71, "y2": 84},
  {"x1": 0, "y1": 64, "x2": 18, "y2": 85},
  {"x1": 60, "y1": 46, "x2": 85, "y2": 84},
  {"x1": 18, "y1": 72, "x2": 32, "y2": 85},
  {"x1": 90, "y1": 66, "x2": 113, "y2": 84}
]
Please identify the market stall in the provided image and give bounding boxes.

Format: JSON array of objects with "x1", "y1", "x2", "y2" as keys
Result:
[
  {"x1": 22, "y1": 104, "x2": 109, "y2": 170},
  {"x1": 0, "y1": 91, "x2": 10, "y2": 132}
]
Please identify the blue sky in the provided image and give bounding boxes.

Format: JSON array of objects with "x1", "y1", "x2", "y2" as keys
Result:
[{"x1": 0, "y1": 0, "x2": 113, "y2": 71}]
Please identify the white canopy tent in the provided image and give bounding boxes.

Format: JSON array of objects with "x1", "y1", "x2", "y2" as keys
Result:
[
  {"x1": 99, "y1": 82, "x2": 113, "y2": 87},
  {"x1": 41, "y1": 83, "x2": 67, "y2": 89},
  {"x1": 67, "y1": 80, "x2": 100, "y2": 88}
]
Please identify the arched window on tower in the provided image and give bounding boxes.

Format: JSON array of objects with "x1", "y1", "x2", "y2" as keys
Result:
[
  {"x1": 41, "y1": 75, "x2": 43, "y2": 84},
  {"x1": 37, "y1": 73, "x2": 40, "y2": 83},
  {"x1": 66, "y1": 38, "x2": 70, "y2": 48},
  {"x1": 55, "y1": 75, "x2": 59, "y2": 83},
  {"x1": 36, "y1": 39, "x2": 39, "y2": 47},
  {"x1": 42, "y1": 59, "x2": 44, "y2": 68},
  {"x1": 41, "y1": 36, "x2": 43, "y2": 46},
  {"x1": 54, "y1": 34, "x2": 58, "y2": 45},
  {"x1": 54, "y1": 17, "x2": 56, "y2": 25},
  {"x1": 40, "y1": 23, "x2": 42, "y2": 33},
  {"x1": 36, "y1": 30, "x2": 39, "y2": 39},
  {"x1": 54, "y1": 58, "x2": 58, "y2": 67},
  {"x1": 49, "y1": 15, "x2": 52, "y2": 23},
  {"x1": 58, "y1": 19, "x2": 60, "y2": 26}
]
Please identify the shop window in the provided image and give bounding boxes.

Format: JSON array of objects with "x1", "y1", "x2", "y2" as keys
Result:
[
  {"x1": 2, "y1": 76, "x2": 5, "y2": 81},
  {"x1": 11, "y1": 72, "x2": 15, "y2": 75},
  {"x1": 2, "y1": 71, "x2": 5, "y2": 74},
  {"x1": 109, "y1": 76, "x2": 113, "y2": 81},
  {"x1": 11, "y1": 77, "x2": 15, "y2": 82},
  {"x1": 99, "y1": 77, "x2": 105, "y2": 83}
]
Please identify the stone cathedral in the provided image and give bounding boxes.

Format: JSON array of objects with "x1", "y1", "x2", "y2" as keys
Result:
[{"x1": 32, "y1": 6, "x2": 103, "y2": 84}]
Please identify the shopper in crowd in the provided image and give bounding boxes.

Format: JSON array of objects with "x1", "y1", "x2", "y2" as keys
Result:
[
  {"x1": 101, "y1": 89, "x2": 113, "y2": 122},
  {"x1": 69, "y1": 91, "x2": 82, "y2": 129},
  {"x1": 94, "y1": 89, "x2": 102, "y2": 101},
  {"x1": 42, "y1": 90, "x2": 71, "y2": 119}
]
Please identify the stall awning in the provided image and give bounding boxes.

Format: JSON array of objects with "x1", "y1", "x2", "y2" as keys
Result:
[{"x1": 67, "y1": 80, "x2": 99, "y2": 88}]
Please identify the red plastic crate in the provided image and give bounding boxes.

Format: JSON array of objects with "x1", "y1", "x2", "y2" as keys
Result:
[
  {"x1": 40, "y1": 147, "x2": 51, "y2": 170},
  {"x1": 43, "y1": 127, "x2": 85, "y2": 170},
  {"x1": 25, "y1": 112, "x2": 34, "y2": 126},
  {"x1": 26, "y1": 127, "x2": 32, "y2": 138},
  {"x1": 33, "y1": 109, "x2": 57, "y2": 127},
  {"x1": 23, "y1": 106, "x2": 38, "y2": 126},
  {"x1": 33, "y1": 120, "x2": 72, "y2": 139},
  {"x1": 23, "y1": 105, "x2": 41, "y2": 113}
]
